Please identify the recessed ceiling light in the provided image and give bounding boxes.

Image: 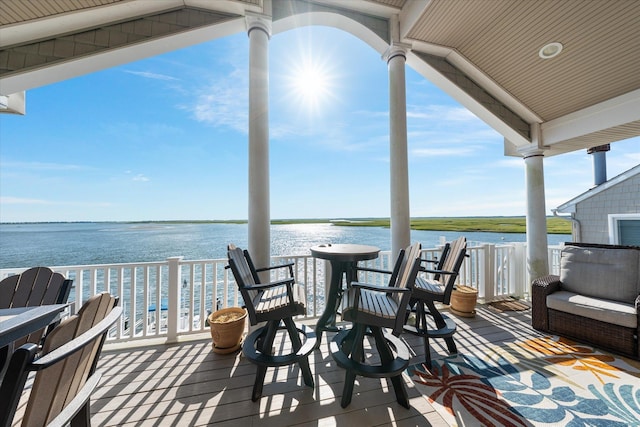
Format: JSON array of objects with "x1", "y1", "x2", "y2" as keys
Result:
[{"x1": 539, "y1": 42, "x2": 563, "y2": 59}]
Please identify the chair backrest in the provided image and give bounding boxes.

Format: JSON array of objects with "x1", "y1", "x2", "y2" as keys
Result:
[
  {"x1": 227, "y1": 244, "x2": 260, "y2": 287},
  {"x1": 227, "y1": 244, "x2": 261, "y2": 323},
  {"x1": 392, "y1": 242, "x2": 423, "y2": 335},
  {"x1": 0, "y1": 267, "x2": 73, "y2": 346},
  {"x1": 0, "y1": 292, "x2": 121, "y2": 427},
  {"x1": 383, "y1": 247, "x2": 406, "y2": 287},
  {"x1": 432, "y1": 242, "x2": 451, "y2": 281},
  {"x1": 395, "y1": 242, "x2": 422, "y2": 294},
  {"x1": 440, "y1": 236, "x2": 467, "y2": 304}
]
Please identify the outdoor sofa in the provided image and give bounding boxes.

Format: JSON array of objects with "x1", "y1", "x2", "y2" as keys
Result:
[{"x1": 532, "y1": 242, "x2": 640, "y2": 360}]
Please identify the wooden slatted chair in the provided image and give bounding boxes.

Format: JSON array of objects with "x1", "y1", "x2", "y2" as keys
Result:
[
  {"x1": 405, "y1": 236, "x2": 467, "y2": 367},
  {"x1": 0, "y1": 292, "x2": 122, "y2": 427},
  {"x1": 0, "y1": 267, "x2": 73, "y2": 348},
  {"x1": 331, "y1": 242, "x2": 422, "y2": 408},
  {"x1": 226, "y1": 244, "x2": 316, "y2": 402}
]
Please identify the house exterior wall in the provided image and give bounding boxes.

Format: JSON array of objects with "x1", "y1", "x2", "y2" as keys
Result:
[{"x1": 574, "y1": 173, "x2": 640, "y2": 244}]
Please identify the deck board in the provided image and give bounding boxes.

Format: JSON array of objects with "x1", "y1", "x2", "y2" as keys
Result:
[{"x1": 91, "y1": 303, "x2": 539, "y2": 426}]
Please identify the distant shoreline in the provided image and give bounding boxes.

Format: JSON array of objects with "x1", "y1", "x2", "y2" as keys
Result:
[{"x1": 0, "y1": 216, "x2": 572, "y2": 234}]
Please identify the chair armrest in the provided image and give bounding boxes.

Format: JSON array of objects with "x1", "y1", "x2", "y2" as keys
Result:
[
  {"x1": 420, "y1": 267, "x2": 455, "y2": 276},
  {"x1": 531, "y1": 275, "x2": 561, "y2": 296},
  {"x1": 350, "y1": 282, "x2": 411, "y2": 294},
  {"x1": 31, "y1": 306, "x2": 123, "y2": 370},
  {"x1": 531, "y1": 275, "x2": 561, "y2": 332},
  {"x1": 255, "y1": 262, "x2": 294, "y2": 273},
  {"x1": 354, "y1": 266, "x2": 393, "y2": 275},
  {"x1": 242, "y1": 278, "x2": 295, "y2": 291},
  {"x1": 255, "y1": 262, "x2": 295, "y2": 280}
]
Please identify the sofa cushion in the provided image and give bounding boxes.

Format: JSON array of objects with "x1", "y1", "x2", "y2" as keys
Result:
[
  {"x1": 547, "y1": 291, "x2": 637, "y2": 329},
  {"x1": 560, "y1": 245, "x2": 639, "y2": 303}
]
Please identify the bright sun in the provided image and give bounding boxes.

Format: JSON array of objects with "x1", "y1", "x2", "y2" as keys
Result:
[
  {"x1": 293, "y1": 68, "x2": 328, "y2": 101},
  {"x1": 288, "y1": 58, "x2": 335, "y2": 112}
]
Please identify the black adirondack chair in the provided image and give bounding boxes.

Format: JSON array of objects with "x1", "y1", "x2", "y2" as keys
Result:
[
  {"x1": 405, "y1": 236, "x2": 467, "y2": 366},
  {"x1": 226, "y1": 244, "x2": 316, "y2": 401},
  {"x1": 331, "y1": 243, "x2": 422, "y2": 408}
]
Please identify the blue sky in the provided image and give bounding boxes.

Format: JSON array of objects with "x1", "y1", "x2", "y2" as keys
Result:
[{"x1": 1, "y1": 26, "x2": 638, "y2": 223}]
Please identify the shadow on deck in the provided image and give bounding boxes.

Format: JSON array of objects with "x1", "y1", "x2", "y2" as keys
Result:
[{"x1": 91, "y1": 303, "x2": 539, "y2": 426}]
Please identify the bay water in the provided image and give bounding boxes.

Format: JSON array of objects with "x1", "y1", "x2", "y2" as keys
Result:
[{"x1": 0, "y1": 222, "x2": 571, "y2": 269}]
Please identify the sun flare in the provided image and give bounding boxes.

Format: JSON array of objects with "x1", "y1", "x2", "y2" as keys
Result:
[
  {"x1": 287, "y1": 58, "x2": 335, "y2": 112},
  {"x1": 292, "y1": 67, "x2": 328, "y2": 101}
]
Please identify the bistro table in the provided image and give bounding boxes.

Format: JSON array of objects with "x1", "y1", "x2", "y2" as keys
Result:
[
  {"x1": 310, "y1": 244, "x2": 380, "y2": 347},
  {"x1": 0, "y1": 304, "x2": 70, "y2": 381}
]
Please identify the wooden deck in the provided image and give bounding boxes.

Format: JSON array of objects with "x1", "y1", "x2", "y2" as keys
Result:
[{"x1": 91, "y1": 303, "x2": 540, "y2": 426}]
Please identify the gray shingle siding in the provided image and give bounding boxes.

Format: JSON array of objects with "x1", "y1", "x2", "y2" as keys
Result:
[{"x1": 574, "y1": 173, "x2": 639, "y2": 244}]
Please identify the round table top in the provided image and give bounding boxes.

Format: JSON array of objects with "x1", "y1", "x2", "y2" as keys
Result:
[{"x1": 310, "y1": 244, "x2": 380, "y2": 262}]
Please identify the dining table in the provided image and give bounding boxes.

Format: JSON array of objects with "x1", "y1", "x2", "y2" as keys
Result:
[
  {"x1": 0, "y1": 303, "x2": 70, "y2": 381},
  {"x1": 310, "y1": 243, "x2": 380, "y2": 347}
]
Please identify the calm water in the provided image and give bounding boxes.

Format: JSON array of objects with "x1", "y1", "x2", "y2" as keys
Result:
[{"x1": 0, "y1": 222, "x2": 571, "y2": 269}]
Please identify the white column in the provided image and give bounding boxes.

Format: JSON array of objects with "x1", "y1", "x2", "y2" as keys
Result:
[
  {"x1": 385, "y1": 44, "x2": 411, "y2": 260},
  {"x1": 247, "y1": 16, "x2": 271, "y2": 269},
  {"x1": 519, "y1": 138, "x2": 549, "y2": 286}
]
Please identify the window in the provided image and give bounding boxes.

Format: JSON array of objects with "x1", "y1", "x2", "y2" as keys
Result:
[{"x1": 608, "y1": 214, "x2": 640, "y2": 245}]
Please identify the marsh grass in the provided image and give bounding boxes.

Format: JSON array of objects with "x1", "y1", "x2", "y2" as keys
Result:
[
  {"x1": 326, "y1": 217, "x2": 570, "y2": 234},
  {"x1": 148, "y1": 217, "x2": 571, "y2": 234}
]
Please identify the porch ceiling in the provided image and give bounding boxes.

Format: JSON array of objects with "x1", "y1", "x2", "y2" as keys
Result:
[{"x1": 1, "y1": 0, "x2": 639, "y2": 157}]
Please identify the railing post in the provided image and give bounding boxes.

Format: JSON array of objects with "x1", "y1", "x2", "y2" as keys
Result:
[
  {"x1": 512, "y1": 243, "x2": 528, "y2": 299},
  {"x1": 482, "y1": 244, "x2": 496, "y2": 302},
  {"x1": 167, "y1": 256, "x2": 183, "y2": 343}
]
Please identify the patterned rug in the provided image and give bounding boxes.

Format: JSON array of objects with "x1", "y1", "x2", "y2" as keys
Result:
[{"x1": 408, "y1": 336, "x2": 640, "y2": 426}]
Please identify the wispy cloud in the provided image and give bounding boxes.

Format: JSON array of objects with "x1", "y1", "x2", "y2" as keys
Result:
[
  {"x1": 411, "y1": 146, "x2": 478, "y2": 157},
  {"x1": 406, "y1": 103, "x2": 501, "y2": 160},
  {"x1": 124, "y1": 70, "x2": 179, "y2": 81},
  {"x1": 190, "y1": 68, "x2": 248, "y2": 133},
  {"x1": 131, "y1": 174, "x2": 150, "y2": 182},
  {"x1": 123, "y1": 171, "x2": 150, "y2": 182},
  {"x1": 493, "y1": 158, "x2": 524, "y2": 169},
  {"x1": 407, "y1": 104, "x2": 477, "y2": 122},
  {"x1": 0, "y1": 196, "x2": 111, "y2": 208},
  {"x1": 0, "y1": 160, "x2": 87, "y2": 171},
  {"x1": 0, "y1": 196, "x2": 50, "y2": 205}
]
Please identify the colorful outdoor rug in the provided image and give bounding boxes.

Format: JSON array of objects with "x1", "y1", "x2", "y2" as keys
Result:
[{"x1": 408, "y1": 336, "x2": 640, "y2": 426}]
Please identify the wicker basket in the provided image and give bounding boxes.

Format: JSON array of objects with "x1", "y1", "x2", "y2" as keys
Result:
[
  {"x1": 208, "y1": 307, "x2": 247, "y2": 354},
  {"x1": 450, "y1": 285, "x2": 478, "y2": 318}
]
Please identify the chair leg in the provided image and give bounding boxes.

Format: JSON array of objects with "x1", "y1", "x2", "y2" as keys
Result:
[
  {"x1": 425, "y1": 299, "x2": 457, "y2": 355},
  {"x1": 371, "y1": 327, "x2": 409, "y2": 409},
  {"x1": 444, "y1": 337, "x2": 457, "y2": 355},
  {"x1": 252, "y1": 321, "x2": 278, "y2": 402},
  {"x1": 422, "y1": 334, "x2": 432, "y2": 368},
  {"x1": 340, "y1": 324, "x2": 366, "y2": 408},
  {"x1": 283, "y1": 318, "x2": 314, "y2": 388},
  {"x1": 351, "y1": 324, "x2": 366, "y2": 363},
  {"x1": 425, "y1": 299, "x2": 446, "y2": 329},
  {"x1": 414, "y1": 302, "x2": 434, "y2": 366},
  {"x1": 341, "y1": 370, "x2": 357, "y2": 408}
]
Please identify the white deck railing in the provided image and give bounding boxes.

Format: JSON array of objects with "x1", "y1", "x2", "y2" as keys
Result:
[{"x1": 1, "y1": 243, "x2": 563, "y2": 345}]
